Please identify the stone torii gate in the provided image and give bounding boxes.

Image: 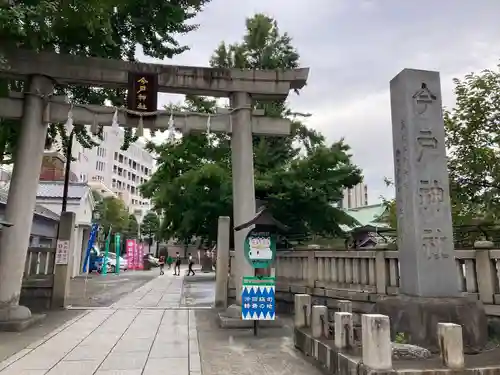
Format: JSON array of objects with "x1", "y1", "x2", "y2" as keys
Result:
[{"x1": 0, "y1": 49, "x2": 309, "y2": 326}]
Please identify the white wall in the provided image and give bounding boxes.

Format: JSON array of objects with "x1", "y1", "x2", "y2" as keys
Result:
[
  {"x1": 37, "y1": 197, "x2": 93, "y2": 277},
  {"x1": 341, "y1": 183, "x2": 369, "y2": 209},
  {"x1": 66, "y1": 126, "x2": 154, "y2": 219}
]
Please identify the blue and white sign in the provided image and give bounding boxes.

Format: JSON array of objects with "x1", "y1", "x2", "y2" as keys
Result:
[{"x1": 241, "y1": 276, "x2": 276, "y2": 320}]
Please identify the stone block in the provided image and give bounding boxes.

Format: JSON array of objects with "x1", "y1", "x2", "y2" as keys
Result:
[
  {"x1": 375, "y1": 295, "x2": 487, "y2": 353},
  {"x1": 338, "y1": 300, "x2": 352, "y2": 313},
  {"x1": 392, "y1": 343, "x2": 431, "y2": 360},
  {"x1": 334, "y1": 312, "x2": 353, "y2": 349},
  {"x1": 311, "y1": 305, "x2": 328, "y2": 338},
  {"x1": 217, "y1": 313, "x2": 283, "y2": 329},
  {"x1": 361, "y1": 314, "x2": 392, "y2": 370},
  {"x1": 294, "y1": 294, "x2": 311, "y2": 328},
  {"x1": 438, "y1": 323, "x2": 465, "y2": 369},
  {"x1": 0, "y1": 313, "x2": 45, "y2": 332}
]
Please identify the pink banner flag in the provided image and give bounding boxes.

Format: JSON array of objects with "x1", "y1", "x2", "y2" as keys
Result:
[
  {"x1": 126, "y1": 239, "x2": 136, "y2": 270},
  {"x1": 137, "y1": 243, "x2": 145, "y2": 270}
]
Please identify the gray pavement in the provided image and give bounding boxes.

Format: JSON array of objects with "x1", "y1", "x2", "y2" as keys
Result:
[
  {"x1": 181, "y1": 273, "x2": 216, "y2": 308},
  {"x1": 67, "y1": 271, "x2": 159, "y2": 308},
  {"x1": 0, "y1": 268, "x2": 201, "y2": 375},
  {"x1": 0, "y1": 266, "x2": 322, "y2": 375}
]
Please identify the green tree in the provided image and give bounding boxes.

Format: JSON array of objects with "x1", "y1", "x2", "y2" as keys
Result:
[
  {"x1": 141, "y1": 14, "x2": 362, "y2": 243},
  {"x1": 379, "y1": 178, "x2": 397, "y2": 230},
  {"x1": 444, "y1": 67, "x2": 500, "y2": 225},
  {"x1": 95, "y1": 196, "x2": 129, "y2": 237},
  {"x1": 124, "y1": 214, "x2": 139, "y2": 240},
  {"x1": 0, "y1": 0, "x2": 210, "y2": 164},
  {"x1": 141, "y1": 211, "x2": 161, "y2": 252}
]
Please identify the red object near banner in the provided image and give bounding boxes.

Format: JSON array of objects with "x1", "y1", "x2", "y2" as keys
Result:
[
  {"x1": 136, "y1": 243, "x2": 145, "y2": 270},
  {"x1": 126, "y1": 239, "x2": 136, "y2": 270}
]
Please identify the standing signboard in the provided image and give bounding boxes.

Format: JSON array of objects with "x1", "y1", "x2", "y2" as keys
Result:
[
  {"x1": 55, "y1": 240, "x2": 70, "y2": 265},
  {"x1": 244, "y1": 228, "x2": 277, "y2": 269},
  {"x1": 126, "y1": 239, "x2": 135, "y2": 270},
  {"x1": 241, "y1": 276, "x2": 276, "y2": 320},
  {"x1": 234, "y1": 205, "x2": 287, "y2": 335}
]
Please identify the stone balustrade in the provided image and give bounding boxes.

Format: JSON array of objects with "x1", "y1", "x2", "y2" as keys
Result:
[
  {"x1": 228, "y1": 248, "x2": 500, "y2": 316},
  {"x1": 292, "y1": 293, "x2": 490, "y2": 374}
]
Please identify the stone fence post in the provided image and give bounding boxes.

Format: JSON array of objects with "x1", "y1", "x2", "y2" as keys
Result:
[
  {"x1": 215, "y1": 216, "x2": 230, "y2": 309},
  {"x1": 375, "y1": 251, "x2": 387, "y2": 294},
  {"x1": 294, "y1": 294, "x2": 311, "y2": 328},
  {"x1": 307, "y1": 251, "x2": 316, "y2": 288},
  {"x1": 52, "y1": 212, "x2": 75, "y2": 308},
  {"x1": 361, "y1": 314, "x2": 392, "y2": 370},
  {"x1": 474, "y1": 241, "x2": 495, "y2": 304},
  {"x1": 438, "y1": 323, "x2": 464, "y2": 369}
]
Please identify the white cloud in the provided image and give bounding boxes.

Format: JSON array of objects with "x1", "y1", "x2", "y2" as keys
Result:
[{"x1": 138, "y1": 0, "x2": 500, "y2": 203}]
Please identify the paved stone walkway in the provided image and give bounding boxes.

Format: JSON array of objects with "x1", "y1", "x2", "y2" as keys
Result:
[{"x1": 0, "y1": 272, "x2": 201, "y2": 375}]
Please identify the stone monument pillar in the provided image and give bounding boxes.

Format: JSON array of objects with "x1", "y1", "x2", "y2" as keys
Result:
[
  {"x1": 0, "y1": 75, "x2": 54, "y2": 328},
  {"x1": 391, "y1": 69, "x2": 458, "y2": 297},
  {"x1": 375, "y1": 69, "x2": 487, "y2": 352},
  {"x1": 229, "y1": 92, "x2": 256, "y2": 305}
]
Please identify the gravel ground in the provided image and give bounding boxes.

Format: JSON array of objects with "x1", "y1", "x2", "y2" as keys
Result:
[{"x1": 195, "y1": 309, "x2": 324, "y2": 375}]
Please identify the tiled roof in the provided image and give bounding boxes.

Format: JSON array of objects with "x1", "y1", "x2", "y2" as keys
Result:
[
  {"x1": 0, "y1": 186, "x2": 60, "y2": 221},
  {"x1": 341, "y1": 203, "x2": 390, "y2": 232},
  {"x1": 37, "y1": 181, "x2": 89, "y2": 200}
]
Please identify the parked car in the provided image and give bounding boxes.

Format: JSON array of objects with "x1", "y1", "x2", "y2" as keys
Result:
[
  {"x1": 105, "y1": 252, "x2": 128, "y2": 272},
  {"x1": 144, "y1": 253, "x2": 160, "y2": 267},
  {"x1": 89, "y1": 246, "x2": 127, "y2": 273}
]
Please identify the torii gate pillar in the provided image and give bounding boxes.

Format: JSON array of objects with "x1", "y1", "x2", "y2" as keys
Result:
[
  {"x1": 230, "y1": 92, "x2": 256, "y2": 305},
  {"x1": 0, "y1": 75, "x2": 54, "y2": 326}
]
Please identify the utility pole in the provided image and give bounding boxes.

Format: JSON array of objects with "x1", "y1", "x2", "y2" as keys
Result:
[{"x1": 61, "y1": 129, "x2": 75, "y2": 213}]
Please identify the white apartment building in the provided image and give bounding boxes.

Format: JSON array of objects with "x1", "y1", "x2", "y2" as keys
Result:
[
  {"x1": 69, "y1": 126, "x2": 154, "y2": 220},
  {"x1": 339, "y1": 183, "x2": 368, "y2": 209}
]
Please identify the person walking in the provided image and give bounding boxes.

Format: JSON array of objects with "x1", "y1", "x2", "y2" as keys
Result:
[
  {"x1": 166, "y1": 255, "x2": 173, "y2": 270},
  {"x1": 158, "y1": 255, "x2": 165, "y2": 275},
  {"x1": 173, "y1": 252, "x2": 181, "y2": 276},
  {"x1": 187, "y1": 253, "x2": 195, "y2": 276}
]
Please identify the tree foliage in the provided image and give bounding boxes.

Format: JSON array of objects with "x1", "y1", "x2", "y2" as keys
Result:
[
  {"x1": 124, "y1": 214, "x2": 139, "y2": 240},
  {"x1": 444, "y1": 67, "x2": 500, "y2": 225},
  {"x1": 141, "y1": 14, "x2": 363, "y2": 244},
  {"x1": 141, "y1": 211, "x2": 161, "y2": 241},
  {"x1": 95, "y1": 196, "x2": 129, "y2": 236},
  {"x1": 0, "y1": 0, "x2": 210, "y2": 164}
]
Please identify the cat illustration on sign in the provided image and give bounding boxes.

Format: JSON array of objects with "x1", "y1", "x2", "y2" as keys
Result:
[{"x1": 248, "y1": 236, "x2": 272, "y2": 260}]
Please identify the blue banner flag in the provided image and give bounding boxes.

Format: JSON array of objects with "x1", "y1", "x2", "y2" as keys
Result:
[
  {"x1": 82, "y1": 223, "x2": 99, "y2": 273},
  {"x1": 241, "y1": 276, "x2": 275, "y2": 320}
]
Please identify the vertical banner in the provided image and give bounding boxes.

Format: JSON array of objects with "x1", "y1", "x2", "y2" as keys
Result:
[
  {"x1": 137, "y1": 243, "x2": 145, "y2": 270},
  {"x1": 126, "y1": 239, "x2": 135, "y2": 271},
  {"x1": 133, "y1": 240, "x2": 140, "y2": 270},
  {"x1": 241, "y1": 276, "x2": 276, "y2": 320},
  {"x1": 115, "y1": 233, "x2": 121, "y2": 275},
  {"x1": 101, "y1": 227, "x2": 112, "y2": 276},
  {"x1": 82, "y1": 223, "x2": 99, "y2": 273}
]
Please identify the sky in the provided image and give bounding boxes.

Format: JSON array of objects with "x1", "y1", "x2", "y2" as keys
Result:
[{"x1": 137, "y1": 0, "x2": 500, "y2": 204}]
